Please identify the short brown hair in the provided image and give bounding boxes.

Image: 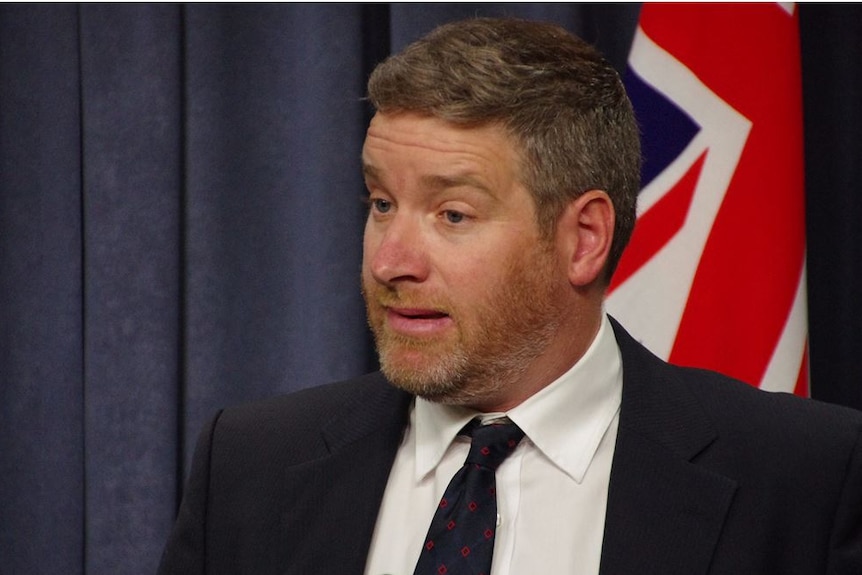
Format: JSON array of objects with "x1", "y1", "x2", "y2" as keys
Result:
[{"x1": 367, "y1": 17, "x2": 641, "y2": 283}]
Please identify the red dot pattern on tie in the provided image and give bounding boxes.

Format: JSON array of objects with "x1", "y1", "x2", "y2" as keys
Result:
[{"x1": 412, "y1": 420, "x2": 525, "y2": 575}]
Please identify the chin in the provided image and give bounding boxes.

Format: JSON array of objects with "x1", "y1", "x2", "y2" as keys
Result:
[{"x1": 379, "y1": 350, "x2": 467, "y2": 398}]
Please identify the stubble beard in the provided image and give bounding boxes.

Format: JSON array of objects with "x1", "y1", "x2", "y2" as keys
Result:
[{"x1": 363, "y1": 243, "x2": 565, "y2": 407}]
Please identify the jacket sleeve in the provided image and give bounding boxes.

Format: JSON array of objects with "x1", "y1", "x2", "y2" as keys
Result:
[
  {"x1": 157, "y1": 411, "x2": 223, "y2": 575},
  {"x1": 827, "y1": 422, "x2": 862, "y2": 575}
]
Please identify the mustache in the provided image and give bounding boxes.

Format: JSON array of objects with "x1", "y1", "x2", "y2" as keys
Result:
[{"x1": 362, "y1": 283, "x2": 452, "y2": 315}]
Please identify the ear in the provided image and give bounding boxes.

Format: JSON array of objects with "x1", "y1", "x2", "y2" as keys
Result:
[{"x1": 557, "y1": 190, "x2": 614, "y2": 288}]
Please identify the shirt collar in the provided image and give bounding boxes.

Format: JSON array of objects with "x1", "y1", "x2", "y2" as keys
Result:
[
  {"x1": 413, "y1": 399, "x2": 479, "y2": 482},
  {"x1": 412, "y1": 314, "x2": 623, "y2": 484}
]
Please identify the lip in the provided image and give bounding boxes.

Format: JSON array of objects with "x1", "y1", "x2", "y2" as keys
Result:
[{"x1": 385, "y1": 307, "x2": 453, "y2": 336}]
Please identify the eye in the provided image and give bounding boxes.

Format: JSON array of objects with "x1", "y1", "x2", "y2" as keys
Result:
[
  {"x1": 371, "y1": 198, "x2": 393, "y2": 214},
  {"x1": 443, "y1": 210, "x2": 465, "y2": 224}
]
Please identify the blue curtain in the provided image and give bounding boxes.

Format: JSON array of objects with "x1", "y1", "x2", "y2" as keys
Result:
[{"x1": 0, "y1": 4, "x2": 859, "y2": 574}]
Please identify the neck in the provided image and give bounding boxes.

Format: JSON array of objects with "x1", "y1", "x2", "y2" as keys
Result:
[{"x1": 466, "y1": 308, "x2": 604, "y2": 413}]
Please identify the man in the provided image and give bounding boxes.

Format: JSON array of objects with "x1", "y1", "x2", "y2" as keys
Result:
[{"x1": 158, "y1": 18, "x2": 862, "y2": 575}]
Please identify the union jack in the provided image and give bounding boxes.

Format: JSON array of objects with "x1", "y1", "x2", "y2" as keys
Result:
[{"x1": 606, "y1": 3, "x2": 808, "y2": 395}]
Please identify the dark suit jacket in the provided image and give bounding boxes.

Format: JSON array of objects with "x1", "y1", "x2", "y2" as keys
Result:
[{"x1": 158, "y1": 319, "x2": 862, "y2": 574}]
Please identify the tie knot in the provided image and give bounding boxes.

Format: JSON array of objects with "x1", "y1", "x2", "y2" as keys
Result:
[{"x1": 464, "y1": 419, "x2": 525, "y2": 471}]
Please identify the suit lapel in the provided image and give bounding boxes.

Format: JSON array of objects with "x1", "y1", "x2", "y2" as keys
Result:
[
  {"x1": 320, "y1": 374, "x2": 414, "y2": 574},
  {"x1": 276, "y1": 375, "x2": 413, "y2": 575},
  {"x1": 599, "y1": 319, "x2": 738, "y2": 575}
]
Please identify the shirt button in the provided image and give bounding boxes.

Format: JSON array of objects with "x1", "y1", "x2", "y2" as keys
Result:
[{"x1": 496, "y1": 513, "x2": 502, "y2": 527}]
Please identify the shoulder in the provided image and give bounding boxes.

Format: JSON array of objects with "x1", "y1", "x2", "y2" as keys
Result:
[
  {"x1": 216, "y1": 371, "x2": 411, "y2": 434},
  {"x1": 677, "y1": 363, "x2": 862, "y2": 456},
  {"x1": 205, "y1": 372, "x2": 412, "y2": 464},
  {"x1": 610, "y1": 315, "x2": 862, "y2": 456},
  {"x1": 218, "y1": 371, "x2": 397, "y2": 428}
]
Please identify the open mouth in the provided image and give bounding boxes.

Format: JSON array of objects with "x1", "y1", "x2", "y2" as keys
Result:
[
  {"x1": 385, "y1": 307, "x2": 453, "y2": 336},
  {"x1": 394, "y1": 308, "x2": 449, "y2": 320}
]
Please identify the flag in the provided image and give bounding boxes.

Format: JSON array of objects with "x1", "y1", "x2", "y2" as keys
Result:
[{"x1": 605, "y1": 3, "x2": 809, "y2": 395}]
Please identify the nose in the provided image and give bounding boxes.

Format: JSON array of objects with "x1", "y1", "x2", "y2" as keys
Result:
[{"x1": 365, "y1": 215, "x2": 430, "y2": 286}]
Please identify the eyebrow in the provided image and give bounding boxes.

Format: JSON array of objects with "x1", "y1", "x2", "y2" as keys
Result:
[
  {"x1": 362, "y1": 163, "x2": 380, "y2": 181},
  {"x1": 363, "y1": 163, "x2": 496, "y2": 197},
  {"x1": 419, "y1": 173, "x2": 492, "y2": 194}
]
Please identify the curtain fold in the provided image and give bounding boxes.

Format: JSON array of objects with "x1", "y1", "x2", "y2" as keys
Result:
[
  {"x1": 0, "y1": 4, "x2": 859, "y2": 574},
  {"x1": 800, "y1": 3, "x2": 862, "y2": 409},
  {"x1": 182, "y1": 4, "x2": 376, "y2": 465},
  {"x1": 78, "y1": 5, "x2": 183, "y2": 571},
  {"x1": 0, "y1": 5, "x2": 85, "y2": 572}
]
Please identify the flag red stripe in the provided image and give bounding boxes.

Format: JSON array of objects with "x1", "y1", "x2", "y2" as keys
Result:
[
  {"x1": 609, "y1": 152, "x2": 706, "y2": 293},
  {"x1": 640, "y1": 4, "x2": 805, "y2": 385}
]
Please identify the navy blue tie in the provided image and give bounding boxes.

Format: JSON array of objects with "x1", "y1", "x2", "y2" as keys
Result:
[{"x1": 413, "y1": 419, "x2": 525, "y2": 575}]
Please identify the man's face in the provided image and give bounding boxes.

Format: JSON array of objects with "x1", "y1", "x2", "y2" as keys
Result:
[{"x1": 361, "y1": 113, "x2": 570, "y2": 410}]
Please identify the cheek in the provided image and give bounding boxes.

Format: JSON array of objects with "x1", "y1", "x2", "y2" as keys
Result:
[
  {"x1": 361, "y1": 227, "x2": 379, "y2": 274},
  {"x1": 438, "y1": 255, "x2": 506, "y2": 307}
]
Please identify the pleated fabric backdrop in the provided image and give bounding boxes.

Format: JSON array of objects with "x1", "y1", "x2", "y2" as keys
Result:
[{"x1": 0, "y1": 4, "x2": 859, "y2": 574}]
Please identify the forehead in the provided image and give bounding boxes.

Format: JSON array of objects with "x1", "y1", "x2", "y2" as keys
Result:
[{"x1": 362, "y1": 113, "x2": 523, "y2": 177}]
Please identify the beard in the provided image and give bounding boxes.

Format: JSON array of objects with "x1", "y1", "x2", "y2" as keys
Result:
[{"x1": 362, "y1": 241, "x2": 566, "y2": 407}]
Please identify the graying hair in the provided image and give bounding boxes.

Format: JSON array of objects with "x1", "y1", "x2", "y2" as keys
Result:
[{"x1": 367, "y1": 17, "x2": 641, "y2": 283}]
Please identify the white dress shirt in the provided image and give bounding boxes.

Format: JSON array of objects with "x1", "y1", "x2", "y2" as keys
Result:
[{"x1": 364, "y1": 314, "x2": 623, "y2": 575}]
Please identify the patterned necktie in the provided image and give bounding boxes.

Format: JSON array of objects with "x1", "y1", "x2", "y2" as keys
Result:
[{"x1": 413, "y1": 419, "x2": 525, "y2": 575}]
